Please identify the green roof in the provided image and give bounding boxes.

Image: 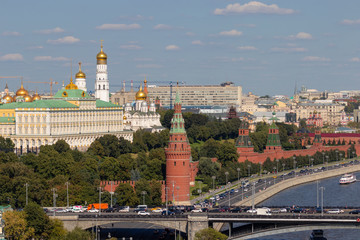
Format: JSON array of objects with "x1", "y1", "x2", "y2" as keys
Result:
[
  {"x1": 96, "y1": 100, "x2": 120, "y2": 108},
  {"x1": 53, "y1": 89, "x2": 91, "y2": 99},
  {"x1": 0, "y1": 100, "x2": 78, "y2": 109},
  {"x1": 0, "y1": 117, "x2": 15, "y2": 123}
]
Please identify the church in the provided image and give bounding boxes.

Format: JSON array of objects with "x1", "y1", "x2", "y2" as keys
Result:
[{"x1": 0, "y1": 42, "x2": 132, "y2": 154}]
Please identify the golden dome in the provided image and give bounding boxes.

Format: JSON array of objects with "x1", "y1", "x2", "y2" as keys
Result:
[
  {"x1": 16, "y1": 82, "x2": 29, "y2": 97},
  {"x1": 123, "y1": 115, "x2": 127, "y2": 120},
  {"x1": 24, "y1": 95, "x2": 32, "y2": 102},
  {"x1": 32, "y1": 91, "x2": 41, "y2": 101},
  {"x1": 135, "y1": 85, "x2": 147, "y2": 100},
  {"x1": 65, "y1": 77, "x2": 78, "y2": 90},
  {"x1": 2, "y1": 94, "x2": 13, "y2": 103},
  {"x1": 75, "y1": 62, "x2": 86, "y2": 79},
  {"x1": 96, "y1": 41, "x2": 107, "y2": 64}
]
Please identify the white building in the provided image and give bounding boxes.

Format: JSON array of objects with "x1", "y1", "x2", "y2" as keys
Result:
[{"x1": 95, "y1": 41, "x2": 109, "y2": 102}]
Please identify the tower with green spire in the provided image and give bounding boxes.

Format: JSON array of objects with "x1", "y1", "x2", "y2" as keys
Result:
[
  {"x1": 265, "y1": 112, "x2": 282, "y2": 151},
  {"x1": 165, "y1": 91, "x2": 191, "y2": 205},
  {"x1": 236, "y1": 121, "x2": 254, "y2": 153}
]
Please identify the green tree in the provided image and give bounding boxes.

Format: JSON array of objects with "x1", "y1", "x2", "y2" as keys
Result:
[
  {"x1": 200, "y1": 139, "x2": 220, "y2": 158},
  {"x1": 2, "y1": 211, "x2": 35, "y2": 240},
  {"x1": 65, "y1": 227, "x2": 93, "y2": 240},
  {"x1": 0, "y1": 136, "x2": 15, "y2": 153},
  {"x1": 53, "y1": 140, "x2": 70, "y2": 154},
  {"x1": 194, "y1": 228, "x2": 227, "y2": 240},
  {"x1": 216, "y1": 141, "x2": 239, "y2": 164},
  {"x1": 24, "y1": 202, "x2": 51, "y2": 238},
  {"x1": 114, "y1": 183, "x2": 139, "y2": 206},
  {"x1": 160, "y1": 109, "x2": 174, "y2": 129}
]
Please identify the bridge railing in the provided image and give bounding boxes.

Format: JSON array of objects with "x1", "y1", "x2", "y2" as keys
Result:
[{"x1": 78, "y1": 214, "x2": 188, "y2": 219}]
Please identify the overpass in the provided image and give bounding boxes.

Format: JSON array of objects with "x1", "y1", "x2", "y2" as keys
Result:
[{"x1": 52, "y1": 213, "x2": 360, "y2": 240}]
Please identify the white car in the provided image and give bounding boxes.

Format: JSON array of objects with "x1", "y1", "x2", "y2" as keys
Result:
[
  {"x1": 88, "y1": 209, "x2": 99, "y2": 213},
  {"x1": 191, "y1": 209, "x2": 202, "y2": 213},
  {"x1": 138, "y1": 211, "x2": 150, "y2": 216},
  {"x1": 327, "y1": 209, "x2": 343, "y2": 214},
  {"x1": 246, "y1": 209, "x2": 257, "y2": 213},
  {"x1": 119, "y1": 206, "x2": 130, "y2": 213}
]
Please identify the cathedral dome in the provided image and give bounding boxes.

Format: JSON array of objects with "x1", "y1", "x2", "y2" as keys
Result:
[
  {"x1": 96, "y1": 42, "x2": 107, "y2": 64},
  {"x1": 24, "y1": 95, "x2": 32, "y2": 102},
  {"x1": 16, "y1": 83, "x2": 29, "y2": 97},
  {"x1": 2, "y1": 94, "x2": 13, "y2": 103},
  {"x1": 135, "y1": 85, "x2": 147, "y2": 100},
  {"x1": 75, "y1": 62, "x2": 86, "y2": 79},
  {"x1": 65, "y1": 78, "x2": 78, "y2": 90},
  {"x1": 32, "y1": 92, "x2": 41, "y2": 101}
]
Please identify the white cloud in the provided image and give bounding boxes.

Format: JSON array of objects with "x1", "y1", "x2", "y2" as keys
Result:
[
  {"x1": 96, "y1": 23, "x2": 141, "y2": 30},
  {"x1": 2, "y1": 31, "x2": 21, "y2": 36},
  {"x1": 341, "y1": 19, "x2": 360, "y2": 25},
  {"x1": 271, "y1": 47, "x2": 307, "y2": 53},
  {"x1": 288, "y1": 32, "x2": 313, "y2": 40},
  {"x1": 136, "y1": 64, "x2": 163, "y2": 68},
  {"x1": 219, "y1": 29, "x2": 242, "y2": 36},
  {"x1": 302, "y1": 56, "x2": 330, "y2": 62},
  {"x1": 0, "y1": 53, "x2": 23, "y2": 61},
  {"x1": 35, "y1": 27, "x2": 65, "y2": 34},
  {"x1": 34, "y1": 56, "x2": 69, "y2": 61},
  {"x1": 350, "y1": 57, "x2": 360, "y2": 62},
  {"x1": 153, "y1": 24, "x2": 172, "y2": 30},
  {"x1": 47, "y1": 36, "x2": 80, "y2": 44},
  {"x1": 165, "y1": 45, "x2": 180, "y2": 51},
  {"x1": 237, "y1": 46, "x2": 257, "y2": 51},
  {"x1": 119, "y1": 45, "x2": 143, "y2": 50},
  {"x1": 192, "y1": 40, "x2": 204, "y2": 45},
  {"x1": 214, "y1": 1, "x2": 295, "y2": 15}
]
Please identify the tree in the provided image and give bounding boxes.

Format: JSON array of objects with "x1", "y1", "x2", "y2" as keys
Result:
[
  {"x1": 114, "y1": 183, "x2": 139, "y2": 206},
  {"x1": 24, "y1": 202, "x2": 51, "y2": 238},
  {"x1": 200, "y1": 139, "x2": 220, "y2": 158},
  {"x1": 2, "y1": 211, "x2": 35, "y2": 240},
  {"x1": 0, "y1": 136, "x2": 15, "y2": 153},
  {"x1": 194, "y1": 228, "x2": 227, "y2": 240},
  {"x1": 48, "y1": 218, "x2": 66, "y2": 240},
  {"x1": 53, "y1": 140, "x2": 70, "y2": 154},
  {"x1": 65, "y1": 227, "x2": 93, "y2": 240},
  {"x1": 160, "y1": 109, "x2": 174, "y2": 129},
  {"x1": 216, "y1": 141, "x2": 239, "y2": 164}
]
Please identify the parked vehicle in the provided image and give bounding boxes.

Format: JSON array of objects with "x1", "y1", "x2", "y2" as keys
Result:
[
  {"x1": 191, "y1": 209, "x2": 202, "y2": 213},
  {"x1": 138, "y1": 211, "x2": 150, "y2": 216},
  {"x1": 88, "y1": 209, "x2": 99, "y2": 213},
  {"x1": 151, "y1": 207, "x2": 163, "y2": 213},
  {"x1": 327, "y1": 209, "x2": 343, "y2": 214},
  {"x1": 256, "y1": 207, "x2": 271, "y2": 215},
  {"x1": 87, "y1": 203, "x2": 109, "y2": 212},
  {"x1": 161, "y1": 210, "x2": 175, "y2": 215},
  {"x1": 349, "y1": 209, "x2": 360, "y2": 214},
  {"x1": 230, "y1": 207, "x2": 242, "y2": 213},
  {"x1": 119, "y1": 206, "x2": 130, "y2": 212},
  {"x1": 72, "y1": 205, "x2": 84, "y2": 213}
]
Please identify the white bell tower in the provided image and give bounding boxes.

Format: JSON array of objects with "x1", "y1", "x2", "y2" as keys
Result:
[
  {"x1": 75, "y1": 62, "x2": 87, "y2": 92},
  {"x1": 95, "y1": 40, "x2": 109, "y2": 102}
]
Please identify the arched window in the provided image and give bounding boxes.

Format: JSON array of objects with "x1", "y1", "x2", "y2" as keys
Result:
[
  {"x1": 98, "y1": 85, "x2": 101, "y2": 90},
  {"x1": 174, "y1": 161, "x2": 176, "y2": 166},
  {"x1": 103, "y1": 85, "x2": 105, "y2": 90}
]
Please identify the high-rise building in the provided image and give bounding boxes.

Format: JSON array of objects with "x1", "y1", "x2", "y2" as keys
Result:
[
  {"x1": 165, "y1": 92, "x2": 191, "y2": 205},
  {"x1": 95, "y1": 41, "x2": 109, "y2": 102}
]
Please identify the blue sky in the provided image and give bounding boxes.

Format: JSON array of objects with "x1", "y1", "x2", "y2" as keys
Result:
[{"x1": 1, "y1": 0, "x2": 360, "y2": 96}]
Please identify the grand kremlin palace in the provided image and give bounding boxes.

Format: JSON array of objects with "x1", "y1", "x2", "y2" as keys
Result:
[{"x1": 0, "y1": 43, "x2": 132, "y2": 154}]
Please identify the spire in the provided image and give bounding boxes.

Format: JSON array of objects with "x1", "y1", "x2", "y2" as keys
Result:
[
  {"x1": 5, "y1": 82, "x2": 8, "y2": 89},
  {"x1": 170, "y1": 90, "x2": 185, "y2": 134}
]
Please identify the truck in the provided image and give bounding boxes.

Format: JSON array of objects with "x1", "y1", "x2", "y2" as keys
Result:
[
  {"x1": 87, "y1": 203, "x2": 109, "y2": 211},
  {"x1": 72, "y1": 205, "x2": 84, "y2": 213},
  {"x1": 256, "y1": 207, "x2": 271, "y2": 215}
]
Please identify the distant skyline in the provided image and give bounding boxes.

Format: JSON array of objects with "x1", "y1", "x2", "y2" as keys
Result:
[{"x1": 1, "y1": 0, "x2": 360, "y2": 96}]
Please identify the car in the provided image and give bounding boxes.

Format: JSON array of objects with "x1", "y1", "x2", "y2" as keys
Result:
[
  {"x1": 119, "y1": 206, "x2": 130, "y2": 212},
  {"x1": 105, "y1": 207, "x2": 115, "y2": 213},
  {"x1": 191, "y1": 209, "x2": 202, "y2": 213},
  {"x1": 246, "y1": 209, "x2": 257, "y2": 213},
  {"x1": 230, "y1": 207, "x2": 242, "y2": 213},
  {"x1": 151, "y1": 207, "x2": 163, "y2": 213},
  {"x1": 134, "y1": 207, "x2": 147, "y2": 213},
  {"x1": 88, "y1": 209, "x2": 99, "y2": 213},
  {"x1": 138, "y1": 211, "x2": 150, "y2": 216},
  {"x1": 161, "y1": 210, "x2": 174, "y2": 215},
  {"x1": 349, "y1": 209, "x2": 360, "y2": 214},
  {"x1": 201, "y1": 208, "x2": 209, "y2": 212},
  {"x1": 327, "y1": 209, "x2": 343, "y2": 214}
]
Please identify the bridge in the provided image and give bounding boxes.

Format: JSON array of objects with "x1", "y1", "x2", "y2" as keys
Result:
[{"x1": 52, "y1": 212, "x2": 360, "y2": 240}]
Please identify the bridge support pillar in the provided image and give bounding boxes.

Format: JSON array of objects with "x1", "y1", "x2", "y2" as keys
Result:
[
  {"x1": 229, "y1": 222, "x2": 233, "y2": 237},
  {"x1": 187, "y1": 215, "x2": 209, "y2": 240}
]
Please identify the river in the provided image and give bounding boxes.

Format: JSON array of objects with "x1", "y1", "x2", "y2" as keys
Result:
[{"x1": 250, "y1": 172, "x2": 360, "y2": 240}]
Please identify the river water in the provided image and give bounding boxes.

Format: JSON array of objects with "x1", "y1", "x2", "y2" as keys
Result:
[{"x1": 251, "y1": 172, "x2": 360, "y2": 240}]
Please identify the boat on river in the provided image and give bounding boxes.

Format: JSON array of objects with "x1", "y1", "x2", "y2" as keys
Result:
[
  {"x1": 309, "y1": 229, "x2": 327, "y2": 240},
  {"x1": 339, "y1": 173, "x2": 356, "y2": 184}
]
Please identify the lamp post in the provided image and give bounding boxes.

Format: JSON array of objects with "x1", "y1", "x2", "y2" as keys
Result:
[
  {"x1": 24, "y1": 183, "x2": 29, "y2": 206},
  {"x1": 325, "y1": 156, "x2": 329, "y2": 170},
  {"x1": 293, "y1": 156, "x2": 296, "y2": 170},
  {"x1": 308, "y1": 155, "x2": 311, "y2": 167},
  {"x1": 225, "y1": 171, "x2": 229, "y2": 185},
  {"x1": 273, "y1": 167, "x2": 277, "y2": 184},
  {"x1": 294, "y1": 160, "x2": 297, "y2": 177},
  {"x1": 241, "y1": 181, "x2": 244, "y2": 201},
  {"x1": 51, "y1": 188, "x2": 57, "y2": 217},
  {"x1": 353, "y1": 151, "x2": 355, "y2": 159},
  {"x1": 311, "y1": 158, "x2": 314, "y2": 167},
  {"x1": 336, "y1": 150, "x2": 338, "y2": 162},
  {"x1": 247, "y1": 164, "x2": 251, "y2": 178},
  {"x1": 339, "y1": 153, "x2": 343, "y2": 162},
  {"x1": 348, "y1": 149, "x2": 350, "y2": 159},
  {"x1": 98, "y1": 187, "x2": 102, "y2": 216},
  {"x1": 212, "y1": 176, "x2": 216, "y2": 190},
  {"x1": 322, "y1": 152, "x2": 325, "y2": 164},
  {"x1": 141, "y1": 191, "x2": 147, "y2": 205},
  {"x1": 282, "y1": 163, "x2": 285, "y2": 172},
  {"x1": 176, "y1": 186, "x2": 180, "y2": 204},
  {"x1": 237, "y1": 168, "x2": 240, "y2": 182},
  {"x1": 65, "y1": 182, "x2": 70, "y2": 209},
  {"x1": 319, "y1": 186, "x2": 325, "y2": 216},
  {"x1": 260, "y1": 162, "x2": 262, "y2": 177},
  {"x1": 251, "y1": 182, "x2": 256, "y2": 212},
  {"x1": 165, "y1": 187, "x2": 169, "y2": 216},
  {"x1": 276, "y1": 159, "x2": 279, "y2": 175}
]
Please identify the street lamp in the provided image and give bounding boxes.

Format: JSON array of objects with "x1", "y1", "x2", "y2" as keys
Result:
[
  {"x1": 293, "y1": 156, "x2": 296, "y2": 169},
  {"x1": 141, "y1": 191, "x2": 147, "y2": 205},
  {"x1": 225, "y1": 172, "x2": 229, "y2": 185},
  {"x1": 237, "y1": 168, "x2": 240, "y2": 182},
  {"x1": 308, "y1": 155, "x2": 311, "y2": 167},
  {"x1": 353, "y1": 151, "x2": 355, "y2": 159},
  {"x1": 322, "y1": 152, "x2": 325, "y2": 164},
  {"x1": 212, "y1": 176, "x2": 216, "y2": 190},
  {"x1": 165, "y1": 187, "x2": 169, "y2": 216},
  {"x1": 51, "y1": 188, "x2": 57, "y2": 217},
  {"x1": 282, "y1": 163, "x2": 285, "y2": 172},
  {"x1": 65, "y1": 182, "x2": 70, "y2": 208},
  {"x1": 294, "y1": 161, "x2": 297, "y2": 177},
  {"x1": 339, "y1": 153, "x2": 343, "y2": 162},
  {"x1": 319, "y1": 186, "x2": 325, "y2": 216},
  {"x1": 247, "y1": 164, "x2": 251, "y2": 177},
  {"x1": 98, "y1": 187, "x2": 102, "y2": 215},
  {"x1": 311, "y1": 158, "x2": 314, "y2": 167},
  {"x1": 348, "y1": 149, "x2": 350, "y2": 159},
  {"x1": 176, "y1": 186, "x2": 180, "y2": 204},
  {"x1": 325, "y1": 156, "x2": 329, "y2": 170},
  {"x1": 335, "y1": 150, "x2": 338, "y2": 162},
  {"x1": 276, "y1": 159, "x2": 279, "y2": 174}
]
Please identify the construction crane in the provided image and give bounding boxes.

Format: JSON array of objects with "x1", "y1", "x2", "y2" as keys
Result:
[{"x1": 24, "y1": 78, "x2": 58, "y2": 96}]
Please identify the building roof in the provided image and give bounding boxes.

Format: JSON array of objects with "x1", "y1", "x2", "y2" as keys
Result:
[
  {"x1": 0, "y1": 100, "x2": 79, "y2": 109},
  {"x1": 53, "y1": 89, "x2": 91, "y2": 99},
  {"x1": 96, "y1": 99, "x2": 120, "y2": 108},
  {"x1": 0, "y1": 117, "x2": 15, "y2": 123}
]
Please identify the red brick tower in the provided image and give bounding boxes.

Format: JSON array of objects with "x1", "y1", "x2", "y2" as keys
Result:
[{"x1": 165, "y1": 91, "x2": 191, "y2": 205}]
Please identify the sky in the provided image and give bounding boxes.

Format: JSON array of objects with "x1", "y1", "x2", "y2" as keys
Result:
[{"x1": 0, "y1": 0, "x2": 360, "y2": 96}]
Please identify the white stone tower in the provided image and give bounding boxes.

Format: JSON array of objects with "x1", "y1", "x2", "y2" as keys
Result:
[
  {"x1": 75, "y1": 62, "x2": 87, "y2": 92},
  {"x1": 95, "y1": 41, "x2": 109, "y2": 102}
]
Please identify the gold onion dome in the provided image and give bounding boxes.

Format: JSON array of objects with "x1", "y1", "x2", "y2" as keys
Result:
[
  {"x1": 32, "y1": 91, "x2": 41, "y2": 101},
  {"x1": 123, "y1": 115, "x2": 127, "y2": 120},
  {"x1": 96, "y1": 41, "x2": 107, "y2": 64},
  {"x1": 24, "y1": 95, "x2": 33, "y2": 102},
  {"x1": 16, "y1": 82, "x2": 29, "y2": 96},
  {"x1": 65, "y1": 77, "x2": 78, "y2": 90},
  {"x1": 2, "y1": 94, "x2": 13, "y2": 103},
  {"x1": 135, "y1": 85, "x2": 147, "y2": 100},
  {"x1": 75, "y1": 62, "x2": 86, "y2": 79}
]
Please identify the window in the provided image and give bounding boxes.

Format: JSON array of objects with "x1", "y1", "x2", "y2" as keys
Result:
[
  {"x1": 183, "y1": 161, "x2": 185, "y2": 166},
  {"x1": 174, "y1": 161, "x2": 176, "y2": 166},
  {"x1": 103, "y1": 85, "x2": 105, "y2": 90}
]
